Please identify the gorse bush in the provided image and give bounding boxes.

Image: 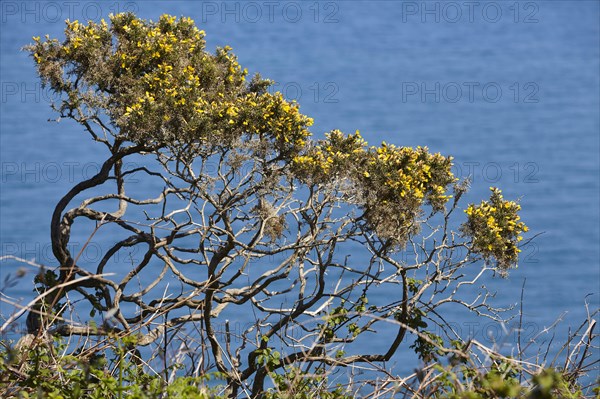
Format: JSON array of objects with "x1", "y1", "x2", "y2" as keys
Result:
[
  {"x1": 462, "y1": 187, "x2": 529, "y2": 272},
  {"x1": 0, "y1": 13, "x2": 596, "y2": 398}
]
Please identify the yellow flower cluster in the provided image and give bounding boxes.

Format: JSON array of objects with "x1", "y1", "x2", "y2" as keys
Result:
[
  {"x1": 233, "y1": 92, "x2": 314, "y2": 154},
  {"x1": 462, "y1": 187, "x2": 528, "y2": 271},
  {"x1": 62, "y1": 18, "x2": 109, "y2": 56},
  {"x1": 362, "y1": 144, "x2": 455, "y2": 212},
  {"x1": 292, "y1": 130, "x2": 455, "y2": 244},
  {"x1": 292, "y1": 130, "x2": 367, "y2": 180},
  {"x1": 358, "y1": 144, "x2": 455, "y2": 242},
  {"x1": 29, "y1": 12, "x2": 320, "y2": 154},
  {"x1": 124, "y1": 91, "x2": 156, "y2": 117}
]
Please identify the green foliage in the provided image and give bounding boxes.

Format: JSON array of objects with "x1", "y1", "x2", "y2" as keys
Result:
[
  {"x1": 265, "y1": 366, "x2": 352, "y2": 399},
  {"x1": 256, "y1": 347, "x2": 281, "y2": 370},
  {"x1": 0, "y1": 336, "x2": 229, "y2": 399},
  {"x1": 0, "y1": 336, "x2": 355, "y2": 398},
  {"x1": 421, "y1": 361, "x2": 586, "y2": 399},
  {"x1": 320, "y1": 304, "x2": 349, "y2": 342},
  {"x1": 410, "y1": 331, "x2": 444, "y2": 363},
  {"x1": 319, "y1": 296, "x2": 369, "y2": 342},
  {"x1": 406, "y1": 277, "x2": 423, "y2": 295},
  {"x1": 2, "y1": 336, "x2": 587, "y2": 398}
]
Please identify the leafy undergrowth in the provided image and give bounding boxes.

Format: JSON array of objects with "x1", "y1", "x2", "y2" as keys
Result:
[{"x1": 1, "y1": 334, "x2": 596, "y2": 399}]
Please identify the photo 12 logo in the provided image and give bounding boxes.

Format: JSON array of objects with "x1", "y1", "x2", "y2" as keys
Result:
[
  {"x1": 400, "y1": 1, "x2": 540, "y2": 24},
  {"x1": 1, "y1": 161, "x2": 141, "y2": 184},
  {"x1": 452, "y1": 161, "x2": 540, "y2": 184},
  {"x1": 396, "y1": 241, "x2": 540, "y2": 265},
  {"x1": 1, "y1": 240, "x2": 141, "y2": 266},
  {"x1": 1, "y1": 81, "x2": 62, "y2": 104},
  {"x1": 401, "y1": 82, "x2": 540, "y2": 104},
  {"x1": 199, "y1": 1, "x2": 340, "y2": 23},
  {"x1": 434, "y1": 320, "x2": 541, "y2": 345},
  {"x1": 268, "y1": 81, "x2": 340, "y2": 104},
  {"x1": 1, "y1": 2, "x2": 139, "y2": 24}
]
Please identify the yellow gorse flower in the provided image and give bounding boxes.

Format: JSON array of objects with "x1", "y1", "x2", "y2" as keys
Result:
[{"x1": 462, "y1": 187, "x2": 528, "y2": 271}]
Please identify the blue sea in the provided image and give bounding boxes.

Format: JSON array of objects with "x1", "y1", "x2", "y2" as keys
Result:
[{"x1": 1, "y1": 0, "x2": 599, "y2": 385}]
